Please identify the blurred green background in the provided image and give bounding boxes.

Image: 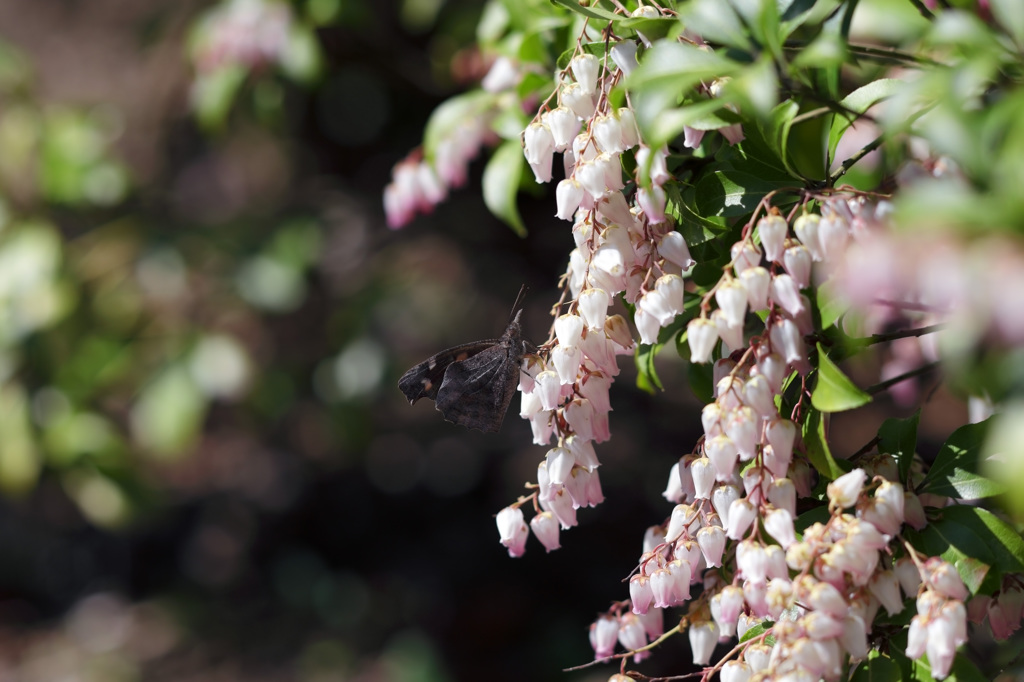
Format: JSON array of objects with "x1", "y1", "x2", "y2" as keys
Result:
[{"x1": 0, "y1": 1, "x2": 979, "y2": 681}]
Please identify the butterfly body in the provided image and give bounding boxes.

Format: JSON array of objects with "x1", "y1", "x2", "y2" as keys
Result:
[{"x1": 398, "y1": 310, "x2": 531, "y2": 432}]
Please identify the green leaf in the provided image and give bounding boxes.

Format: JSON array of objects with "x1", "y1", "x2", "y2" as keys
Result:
[
  {"x1": 811, "y1": 342, "x2": 872, "y2": 412},
  {"x1": 919, "y1": 418, "x2": 1005, "y2": 500},
  {"x1": 686, "y1": 355, "x2": 715, "y2": 404},
  {"x1": 616, "y1": 16, "x2": 679, "y2": 42},
  {"x1": 816, "y1": 278, "x2": 848, "y2": 329},
  {"x1": 482, "y1": 139, "x2": 527, "y2": 237},
  {"x1": 192, "y1": 65, "x2": 247, "y2": 131},
  {"x1": 738, "y1": 620, "x2": 773, "y2": 643},
  {"x1": 828, "y1": 78, "x2": 902, "y2": 161},
  {"x1": 635, "y1": 343, "x2": 663, "y2": 394},
  {"x1": 850, "y1": 651, "x2": 903, "y2": 682},
  {"x1": 628, "y1": 42, "x2": 740, "y2": 147},
  {"x1": 556, "y1": 41, "x2": 607, "y2": 70},
  {"x1": 942, "y1": 505, "x2": 1024, "y2": 575},
  {"x1": 802, "y1": 407, "x2": 848, "y2": 480},
  {"x1": 548, "y1": 0, "x2": 617, "y2": 22},
  {"x1": 677, "y1": 0, "x2": 751, "y2": 50},
  {"x1": 130, "y1": 366, "x2": 209, "y2": 461},
  {"x1": 878, "y1": 411, "x2": 919, "y2": 485},
  {"x1": 693, "y1": 169, "x2": 793, "y2": 218},
  {"x1": 904, "y1": 504, "x2": 1024, "y2": 594}
]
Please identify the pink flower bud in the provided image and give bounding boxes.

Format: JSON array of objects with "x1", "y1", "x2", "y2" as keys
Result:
[
  {"x1": 630, "y1": 573, "x2": 655, "y2": 614},
  {"x1": 706, "y1": 434, "x2": 739, "y2": 481},
  {"x1": 691, "y1": 457, "x2": 715, "y2": 499},
  {"x1": 617, "y1": 612, "x2": 648, "y2": 661},
  {"x1": 545, "y1": 486, "x2": 578, "y2": 529},
  {"x1": 712, "y1": 310, "x2": 744, "y2": 353},
  {"x1": 555, "y1": 314, "x2": 585, "y2": 348},
  {"x1": 589, "y1": 614, "x2": 619, "y2": 659},
  {"x1": 926, "y1": 559, "x2": 968, "y2": 601},
  {"x1": 784, "y1": 244, "x2": 813, "y2": 288},
  {"x1": 740, "y1": 266, "x2": 770, "y2": 311},
  {"x1": 712, "y1": 484, "x2": 741, "y2": 528},
  {"x1": 716, "y1": 279, "x2": 748, "y2": 327},
  {"x1": 575, "y1": 289, "x2": 610, "y2": 333},
  {"x1": 683, "y1": 125, "x2": 705, "y2": 149},
  {"x1": 757, "y1": 351, "x2": 787, "y2": 394},
  {"x1": 710, "y1": 585, "x2": 745, "y2": 637},
  {"x1": 523, "y1": 121, "x2": 555, "y2": 183},
  {"x1": 794, "y1": 213, "x2": 824, "y2": 260},
  {"x1": 721, "y1": 660, "x2": 752, "y2": 682},
  {"x1": 665, "y1": 503, "x2": 699, "y2": 542},
  {"x1": 819, "y1": 213, "x2": 850, "y2": 260},
  {"x1": 758, "y1": 214, "x2": 788, "y2": 262},
  {"x1": 530, "y1": 511, "x2": 561, "y2": 552},
  {"x1": 663, "y1": 461, "x2": 684, "y2": 503},
  {"x1": 894, "y1": 557, "x2": 922, "y2": 598},
  {"x1": 689, "y1": 620, "x2": 718, "y2": 665},
  {"x1": 737, "y1": 540, "x2": 768, "y2": 582},
  {"x1": 769, "y1": 317, "x2": 807, "y2": 367},
  {"x1": 726, "y1": 406, "x2": 759, "y2": 461},
  {"x1": 637, "y1": 185, "x2": 667, "y2": 224},
  {"x1": 593, "y1": 114, "x2": 625, "y2": 154},
  {"x1": 726, "y1": 498, "x2": 757, "y2": 540},
  {"x1": 546, "y1": 447, "x2": 574, "y2": 485},
  {"x1": 496, "y1": 506, "x2": 529, "y2": 557},
  {"x1": 696, "y1": 525, "x2": 726, "y2": 567},
  {"x1": 636, "y1": 145, "x2": 669, "y2": 185},
  {"x1": 770, "y1": 273, "x2": 805, "y2": 318},
  {"x1": 768, "y1": 478, "x2": 797, "y2": 517},
  {"x1": 869, "y1": 570, "x2": 905, "y2": 616},
  {"x1": 555, "y1": 178, "x2": 585, "y2": 220},
  {"x1": 827, "y1": 468, "x2": 866, "y2": 508},
  {"x1": 658, "y1": 231, "x2": 694, "y2": 270},
  {"x1": 687, "y1": 317, "x2": 719, "y2": 363},
  {"x1": 617, "y1": 108, "x2": 640, "y2": 149},
  {"x1": 745, "y1": 643, "x2": 771, "y2": 672},
  {"x1": 731, "y1": 240, "x2": 762, "y2": 275},
  {"x1": 841, "y1": 614, "x2": 869, "y2": 659},
  {"x1": 766, "y1": 418, "x2": 797, "y2": 465}
]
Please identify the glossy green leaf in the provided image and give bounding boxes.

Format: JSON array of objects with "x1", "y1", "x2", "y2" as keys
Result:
[
  {"x1": 635, "y1": 343, "x2": 663, "y2": 394},
  {"x1": 482, "y1": 139, "x2": 527, "y2": 237},
  {"x1": 816, "y1": 279, "x2": 848, "y2": 329},
  {"x1": 676, "y1": 0, "x2": 750, "y2": 50},
  {"x1": 738, "y1": 620, "x2": 773, "y2": 643},
  {"x1": 878, "y1": 411, "x2": 919, "y2": 484},
  {"x1": 811, "y1": 343, "x2": 872, "y2": 412},
  {"x1": 828, "y1": 78, "x2": 902, "y2": 161},
  {"x1": 802, "y1": 408, "x2": 847, "y2": 480},
  {"x1": 919, "y1": 418, "x2": 1005, "y2": 500},
  {"x1": 686, "y1": 354, "x2": 715, "y2": 405},
  {"x1": 693, "y1": 169, "x2": 793, "y2": 218},
  {"x1": 548, "y1": 0, "x2": 617, "y2": 22},
  {"x1": 850, "y1": 651, "x2": 903, "y2": 682}
]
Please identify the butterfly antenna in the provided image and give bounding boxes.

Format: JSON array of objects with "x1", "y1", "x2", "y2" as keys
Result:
[{"x1": 510, "y1": 284, "x2": 529, "y2": 320}]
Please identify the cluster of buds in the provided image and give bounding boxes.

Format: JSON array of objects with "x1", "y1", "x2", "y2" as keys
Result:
[
  {"x1": 496, "y1": 20, "x2": 716, "y2": 556},
  {"x1": 190, "y1": 0, "x2": 292, "y2": 74},
  {"x1": 384, "y1": 114, "x2": 497, "y2": 229}
]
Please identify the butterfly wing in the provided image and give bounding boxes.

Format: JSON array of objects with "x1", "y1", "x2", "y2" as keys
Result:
[
  {"x1": 435, "y1": 344, "x2": 520, "y2": 433},
  {"x1": 398, "y1": 341, "x2": 497, "y2": 405}
]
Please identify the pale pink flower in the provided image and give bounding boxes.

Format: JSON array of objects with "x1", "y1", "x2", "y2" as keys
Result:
[
  {"x1": 794, "y1": 213, "x2": 824, "y2": 261},
  {"x1": 758, "y1": 214, "x2": 788, "y2": 262},
  {"x1": 687, "y1": 318, "x2": 719, "y2": 363},
  {"x1": 496, "y1": 506, "x2": 529, "y2": 557},
  {"x1": 716, "y1": 279, "x2": 749, "y2": 327},
  {"x1": 827, "y1": 468, "x2": 866, "y2": 508},
  {"x1": 784, "y1": 244, "x2": 813, "y2": 289},
  {"x1": 689, "y1": 620, "x2": 718, "y2": 665},
  {"x1": 630, "y1": 573, "x2": 655, "y2": 614},
  {"x1": 659, "y1": 231, "x2": 694, "y2": 270},
  {"x1": 765, "y1": 508, "x2": 797, "y2": 548},
  {"x1": 869, "y1": 570, "x2": 905, "y2": 615},
  {"x1": 589, "y1": 614, "x2": 619, "y2": 659},
  {"x1": 726, "y1": 498, "x2": 757, "y2": 540},
  {"x1": 618, "y1": 613, "x2": 649, "y2": 661},
  {"x1": 530, "y1": 511, "x2": 561, "y2": 552},
  {"x1": 696, "y1": 525, "x2": 726, "y2": 567},
  {"x1": 740, "y1": 266, "x2": 770, "y2": 311},
  {"x1": 637, "y1": 186, "x2": 667, "y2": 224},
  {"x1": 543, "y1": 106, "x2": 579, "y2": 150}
]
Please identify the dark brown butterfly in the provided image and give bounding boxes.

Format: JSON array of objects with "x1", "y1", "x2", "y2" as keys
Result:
[{"x1": 398, "y1": 309, "x2": 534, "y2": 432}]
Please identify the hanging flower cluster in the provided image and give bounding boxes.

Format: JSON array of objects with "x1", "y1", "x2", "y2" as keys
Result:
[
  {"x1": 386, "y1": 0, "x2": 1024, "y2": 679},
  {"x1": 190, "y1": 0, "x2": 293, "y2": 74}
]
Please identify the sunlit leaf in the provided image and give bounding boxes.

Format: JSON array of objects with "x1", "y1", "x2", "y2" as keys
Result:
[
  {"x1": 482, "y1": 139, "x2": 527, "y2": 237},
  {"x1": 811, "y1": 343, "x2": 871, "y2": 412}
]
